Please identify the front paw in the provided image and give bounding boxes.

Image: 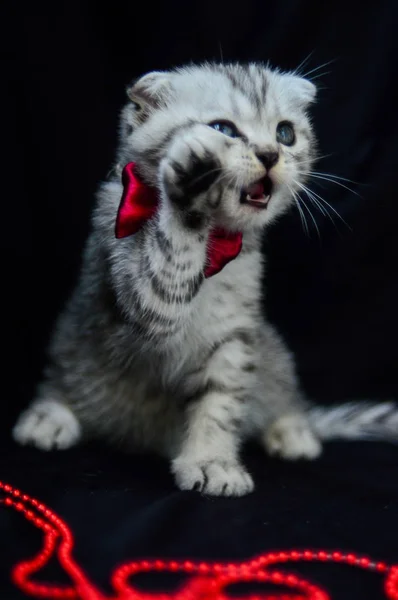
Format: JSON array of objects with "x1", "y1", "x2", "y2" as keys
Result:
[
  {"x1": 161, "y1": 125, "x2": 225, "y2": 211},
  {"x1": 171, "y1": 456, "x2": 254, "y2": 497},
  {"x1": 13, "y1": 400, "x2": 81, "y2": 451}
]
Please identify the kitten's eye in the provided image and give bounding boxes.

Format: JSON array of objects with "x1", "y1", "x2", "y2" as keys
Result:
[
  {"x1": 209, "y1": 120, "x2": 239, "y2": 138},
  {"x1": 276, "y1": 121, "x2": 295, "y2": 146},
  {"x1": 131, "y1": 100, "x2": 142, "y2": 112}
]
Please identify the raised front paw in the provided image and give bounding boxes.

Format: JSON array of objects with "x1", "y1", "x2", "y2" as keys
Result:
[
  {"x1": 161, "y1": 125, "x2": 226, "y2": 212},
  {"x1": 171, "y1": 456, "x2": 254, "y2": 496}
]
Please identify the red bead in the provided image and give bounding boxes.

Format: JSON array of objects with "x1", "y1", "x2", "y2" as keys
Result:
[
  {"x1": 249, "y1": 559, "x2": 260, "y2": 569},
  {"x1": 266, "y1": 553, "x2": 276, "y2": 563},
  {"x1": 278, "y1": 552, "x2": 288, "y2": 561},
  {"x1": 346, "y1": 553, "x2": 357, "y2": 564},
  {"x1": 270, "y1": 571, "x2": 284, "y2": 583},
  {"x1": 360, "y1": 557, "x2": 370, "y2": 568},
  {"x1": 332, "y1": 552, "x2": 343, "y2": 561},
  {"x1": 198, "y1": 563, "x2": 209, "y2": 574}
]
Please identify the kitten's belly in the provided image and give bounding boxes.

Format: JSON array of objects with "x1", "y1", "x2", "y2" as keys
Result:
[
  {"x1": 75, "y1": 263, "x2": 263, "y2": 453},
  {"x1": 162, "y1": 253, "x2": 264, "y2": 387}
]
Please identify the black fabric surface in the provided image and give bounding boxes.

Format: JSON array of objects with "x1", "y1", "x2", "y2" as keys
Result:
[{"x1": 2, "y1": 1, "x2": 398, "y2": 598}]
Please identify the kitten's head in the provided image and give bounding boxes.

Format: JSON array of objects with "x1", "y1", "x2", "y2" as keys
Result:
[{"x1": 117, "y1": 63, "x2": 317, "y2": 232}]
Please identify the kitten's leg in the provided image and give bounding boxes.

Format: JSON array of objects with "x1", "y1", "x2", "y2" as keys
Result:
[
  {"x1": 172, "y1": 333, "x2": 256, "y2": 497},
  {"x1": 13, "y1": 396, "x2": 81, "y2": 451},
  {"x1": 107, "y1": 124, "x2": 230, "y2": 343},
  {"x1": 172, "y1": 392, "x2": 253, "y2": 496},
  {"x1": 258, "y1": 325, "x2": 322, "y2": 460}
]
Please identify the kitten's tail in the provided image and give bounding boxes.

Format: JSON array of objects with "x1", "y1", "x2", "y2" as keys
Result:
[{"x1": 308, "y1": 401, "x2": 398, "y2": 442}]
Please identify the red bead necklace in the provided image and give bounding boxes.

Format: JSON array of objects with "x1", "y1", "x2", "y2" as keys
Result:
[{"x1": 1, "y1": 480, "x2": 397, "y2": 600}]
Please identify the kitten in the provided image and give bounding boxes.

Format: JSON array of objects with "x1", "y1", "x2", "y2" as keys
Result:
[{"x1": 13, "y1": 63, "x2": 397, "y2": 496}]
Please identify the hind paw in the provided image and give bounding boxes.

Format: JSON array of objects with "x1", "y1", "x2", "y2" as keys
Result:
[{"x1": 264, "y1": 414, "x2": 322, "y2": 460}]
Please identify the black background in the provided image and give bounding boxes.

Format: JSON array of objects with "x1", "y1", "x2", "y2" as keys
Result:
[{"x1": 1, "y1": 1, "x2": 398, "y2": 599}]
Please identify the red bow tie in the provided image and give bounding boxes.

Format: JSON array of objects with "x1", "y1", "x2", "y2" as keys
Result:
[{"x1": 115, "y1": 162, "x2": 243, "y2": 278}]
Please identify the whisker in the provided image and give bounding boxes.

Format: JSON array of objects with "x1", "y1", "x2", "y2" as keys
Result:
[
  {"x1": 220, "y1": 170, "x2": 241, "y2": 197},
  {"x1": 305, "y1": 191, "x2": 329, "y2": 218},
  {"x1": 308, "y1": 70, "x2": 332, "y2": 81},
  {"x1": 287, "y1": 183, "x2": 309, "y2": 236},
  {"x1": 302, "y1": 59, "x2": 337, "y2": 79},
  {"x1": 295, "y1": 180, "x2": 328, "y2": 217},
  {"x1": 296, "y1": 181, "x2": 352, "y2": 231},
  {"x1": 296, "y1": 170, "x2": 362, "y2": 197},
  {"x1": 287, "y1": 152, "x2": 336, "y2": 166},
  {"x1": 296, "y1": 182, "x2": 337, "y2": 229},
  {"x1": 299, "y1": 195, "x2": 321, "y2": 239},
  {"x1": 188, "y1": 166, "x2": 224, "y2": 189},
  {"x1": 294, "y1": 51, "x2": 315, "y2": 76},
  {"x1": 295, "y1": 198, "x2": 310, "y2": 237},
  {"x1": 307, "y1": 171, "x2": 360, "y2": 185},
  {"x1": 306, "y1": 173, "x2": 361, "y2": 197},
  {"x1": 218, "y1": 41, "x2": 224, "y2": 63}
]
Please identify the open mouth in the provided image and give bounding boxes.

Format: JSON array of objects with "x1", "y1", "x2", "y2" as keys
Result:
[{"x1": 240, "y1": 176, "x2": 273, "y2": 209}]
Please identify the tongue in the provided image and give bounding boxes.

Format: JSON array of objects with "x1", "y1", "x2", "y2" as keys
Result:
[{"x1": 247, "y1": 181, "x2": 264, "y2": 200}]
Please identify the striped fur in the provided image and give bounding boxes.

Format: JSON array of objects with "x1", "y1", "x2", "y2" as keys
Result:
[{"x1": 13, "y1": 63, "x2": 392, "y2": 498}]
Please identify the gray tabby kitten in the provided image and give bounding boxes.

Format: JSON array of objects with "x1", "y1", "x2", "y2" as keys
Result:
[{"x1": 13, "y1": 63, "x2": 397, "y2": 496}]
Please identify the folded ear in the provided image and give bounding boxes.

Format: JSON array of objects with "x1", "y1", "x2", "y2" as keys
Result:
[
  {"x1": 285, "y1": 75, "x2": 317, "y2": 106},
  {"x1": 126, "y1": 71, "x2": 174, "y2": 111}
]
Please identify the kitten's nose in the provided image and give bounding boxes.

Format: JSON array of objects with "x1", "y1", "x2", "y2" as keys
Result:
[{"x1": 256, "y1": 151, "x2": 279, "y2": 170}]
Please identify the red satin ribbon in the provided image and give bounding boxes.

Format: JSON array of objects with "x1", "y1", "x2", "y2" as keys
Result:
[{"x1": 115, "y1": 162, "x2": 243, "y2": 278}]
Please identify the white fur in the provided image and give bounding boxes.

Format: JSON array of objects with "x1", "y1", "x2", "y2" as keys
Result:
[
  {"x1": 264, "y1": 414, "x2": 322, "y2": 459},
  {"x1": 13, "y1": 399, "x2": 81, "y2": 450}
]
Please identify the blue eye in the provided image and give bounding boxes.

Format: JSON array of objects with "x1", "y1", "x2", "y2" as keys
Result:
[
  {"x1": 276, "y1": 121, "x2": 295, "y2": 146},
  {"x1": 209, "y1": 120, "x2": 239, "y2": 138}
]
